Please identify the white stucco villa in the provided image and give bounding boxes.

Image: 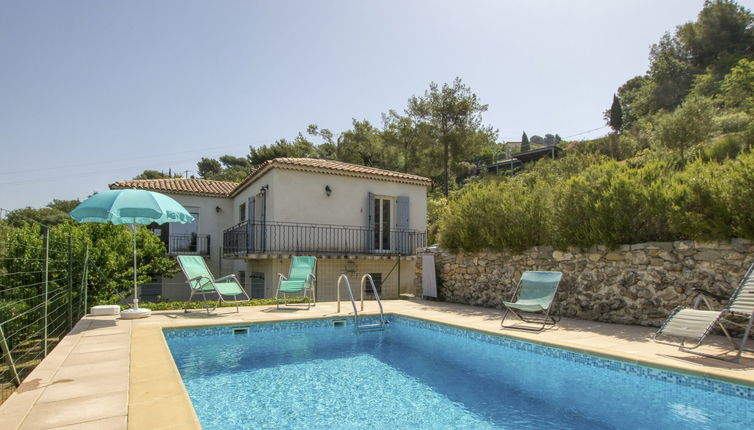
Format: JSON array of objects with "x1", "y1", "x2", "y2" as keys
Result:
[{"x1": 109, "y1": 158, "x2": 431, "y2": 303}]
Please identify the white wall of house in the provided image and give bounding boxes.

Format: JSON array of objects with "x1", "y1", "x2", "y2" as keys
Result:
[
  {"x1": 244, "y1": 256, "x2": 416, "y2": 302},
  {"x1": 231, "y1": 168, "x2": 428, "y2": 230}
]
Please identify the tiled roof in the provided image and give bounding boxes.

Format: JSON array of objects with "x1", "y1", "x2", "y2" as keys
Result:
[
  {"x1": 110, "y1": 158, "x2": 431, "y2": 198},
  {"x1": 109, "y1": 178, "x2": 237, "y2": 197},
  {"x1": 230, "y1": 158, "x2": 432, "y2": 196}
]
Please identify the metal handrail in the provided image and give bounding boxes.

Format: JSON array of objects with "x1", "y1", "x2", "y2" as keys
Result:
[
  {"x1": 336, "y1": 274, "x2": 359, "y2": 327},
  {"x1": 360, "y1": 274, "x2": 385, "y2": 327},
  {"x1": 222, "y1": 219, "x2": 427, "y2": 256}
]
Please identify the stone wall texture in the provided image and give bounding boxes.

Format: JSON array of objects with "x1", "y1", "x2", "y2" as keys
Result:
[{"x1": 415, "y1": 239, "x2": 754, "y2": 327}]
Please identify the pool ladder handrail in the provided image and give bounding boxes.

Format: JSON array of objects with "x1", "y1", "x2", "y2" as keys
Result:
[{"x1": 336, "y1": 274, "x2": 385, "y2": 331}]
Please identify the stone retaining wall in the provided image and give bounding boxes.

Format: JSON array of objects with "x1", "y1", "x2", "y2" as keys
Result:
[{"x1": 415, "y1": 240, "x2": 754, "y2": 327}]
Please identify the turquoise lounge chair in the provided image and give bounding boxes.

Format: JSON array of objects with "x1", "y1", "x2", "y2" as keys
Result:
[
  {"x1": 501, "y1": 271, "x2": 563, "y2": 331},
  {"x1": 275, "y1": 256, "x2": 316, "y2": 309},
  {"x1": 653, "y1": 261, "x2": 754, "y2": 362},
  {"x1": 177, "y1": 255, "x2": 250, "y2": 313}
]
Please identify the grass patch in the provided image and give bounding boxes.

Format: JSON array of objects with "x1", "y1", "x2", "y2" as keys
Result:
[{"x1": 125, "y1": 297, "x2": 309, "y2": 311}]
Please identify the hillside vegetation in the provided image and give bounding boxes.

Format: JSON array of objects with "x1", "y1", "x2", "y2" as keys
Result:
[{"x1": 436, "y1": 0, "x2": 754, "y2": 251}]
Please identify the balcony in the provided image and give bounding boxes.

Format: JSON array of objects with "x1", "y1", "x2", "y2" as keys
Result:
[
  {"x1": 165, "y1": 233, "x2": 211, "y2": 256},
  {"x1": 222, "y1": 221, "x2": 426, "y2": 257}
]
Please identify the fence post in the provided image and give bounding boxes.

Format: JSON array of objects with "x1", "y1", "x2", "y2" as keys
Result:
[
  {"x1": 68, "y1": 235, "x2": 73, "y2": 330},
  {"x1": 81, "y1": 244, "x2": 89, "y2": 317},
  {"x1": 42, "y1": 227, "x2": 49, "y2": 357}
]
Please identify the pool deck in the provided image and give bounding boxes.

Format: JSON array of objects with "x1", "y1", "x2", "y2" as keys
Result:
[{"x1": 1, "y1": 298, "x2": 753, "y2": 430}]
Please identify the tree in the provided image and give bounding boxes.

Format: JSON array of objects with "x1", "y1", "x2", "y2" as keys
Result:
[
  {"x1": 677, "y1": 0, "x2": 754, "y2": 72},
  {"x1": 133, "y1": 170, "x2": 170, "y2": 180},
  {"x1": 720, "y1": 58, "x2": 754, "y2": 112},
  {"x1": 337, "y1": 119, "x2": 398, "y2": 169},
  {"x1": 0, "y1": 221, "x2": 176, "y2": 306},
  {"x1": 406, "y1": 78, "x2": 496, "y2": 197},
  {"x1": 529, "y1": 135, "x2": 544, "y2": 145},
  {"x1": 381, "y1": 111, "x2": 431, "y2": 174},
  {"x1": 647, "y1": 33, "x2": 696, "y2": 111},
  {"x1": 306, "y1": 124, "x2": 337, "y2": 159},
  {"x1": 248, "y1": 134, "x2": 319, "y2": 167},
  {"x1": 607, "y1": 94, "x2": 624, "y2": 132},
  {"x1": 543, "y1": 134, "x2": 558, "y2": 146},
  {"x1": 657, "y1": 95, "x2": 717, "y2": 165},
  {"x1": 4, "y1": 199, "x2": 81, "y2": 227},
  {"x1": 520, "y1": 131, "x2": 530, "y2": 152},
  {"x1": 197, "y1": 158, "x2": 222, "y2": 178}
]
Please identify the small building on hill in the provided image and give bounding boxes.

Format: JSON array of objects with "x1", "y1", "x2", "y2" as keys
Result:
[
  {"x1": 110, "y1": 158, "x2": 431, "y2": 303},
  {"x1": 471, "y1": 145, "x2": 563, "y2": 177}
]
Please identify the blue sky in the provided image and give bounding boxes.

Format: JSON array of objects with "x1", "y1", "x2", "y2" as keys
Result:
[{"x1": 2, "y1": 0, "x2": 749, "y2": 210}]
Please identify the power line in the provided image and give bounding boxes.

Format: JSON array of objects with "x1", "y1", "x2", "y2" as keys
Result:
[{"x1": 564, "y1": 126, "x2": 610, "y2": 139}]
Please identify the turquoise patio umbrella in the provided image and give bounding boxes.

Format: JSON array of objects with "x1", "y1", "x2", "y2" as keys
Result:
[{"x1": 70, "y1": 189, "x2": 195, "y2": 318}]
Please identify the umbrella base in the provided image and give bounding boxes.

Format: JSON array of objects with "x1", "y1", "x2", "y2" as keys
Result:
[{"x1": 120, "y1": 308, "x2": 151, "y2": 319}]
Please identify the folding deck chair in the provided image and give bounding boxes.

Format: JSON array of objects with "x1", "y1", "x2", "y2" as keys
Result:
[
  {"x1": 275, "y1": 256, "x2": 316, "y2": 310},
  {"x1": 176, "y1": 255, "x2": 250, "y2": 313},
  {"x1": 501, "y1": 271, "x2": 563, "y2": 331},
  {"x1": 653, "y1": 261, "x2": 754, "y2": 362}
]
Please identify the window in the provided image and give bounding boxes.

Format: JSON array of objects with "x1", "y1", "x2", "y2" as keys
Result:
[
  {"x1": 170, "y1": 208, "x2": 199, "y2": 253},
  {"x1": 250, "y1": 272, "x2": 265, "y2": 299},
  {"x1": 239, "y1": 202, "x2": 246, "y2": 222}
]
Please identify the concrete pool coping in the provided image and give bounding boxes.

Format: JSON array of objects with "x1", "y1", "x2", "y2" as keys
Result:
[{"x1": 0, "y1": 298, "x2": 752, "y2": 429}]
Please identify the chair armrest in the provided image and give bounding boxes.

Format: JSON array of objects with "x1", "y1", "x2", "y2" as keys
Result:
[
  {"x1": 216, "y1": 274, "x2": 237, "y2": 283},
  {"x1": 277, "y1": 273, "x2": 287, "y2": 281},
  {"x1": 691, "y1": 288, "x2": 729, "y2": 302},
  {"x1": 188, "y1": 275, "x2": 211, "y2": 283}
]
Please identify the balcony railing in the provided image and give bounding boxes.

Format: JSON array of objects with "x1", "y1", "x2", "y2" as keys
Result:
[
  {"x1": 165, "y1": 233, "x2": 210, "y2": 256},
  {"x1": 223, "y1": 221, "x2": 426, "y2": 256}
]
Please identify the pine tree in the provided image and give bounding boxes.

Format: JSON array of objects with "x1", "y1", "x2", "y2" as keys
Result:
[
  {"x1": 609, "y1": 94, "x2": 623, "y2": 132},
  {"x1": 520, "y1": 131, "x2": 530, "y2": 152}
]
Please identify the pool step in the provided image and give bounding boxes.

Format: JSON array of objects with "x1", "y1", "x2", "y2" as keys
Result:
[{"x1": 357, "y1": 323, "x2": 386, "y2": 332}]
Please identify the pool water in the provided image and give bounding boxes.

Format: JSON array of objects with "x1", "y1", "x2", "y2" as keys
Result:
[{"x1": 165, "y1": 316, "x2": 754, "y2": 430}]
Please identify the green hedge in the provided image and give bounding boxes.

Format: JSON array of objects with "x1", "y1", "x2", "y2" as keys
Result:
[
  {"x1": 126, "y1": 297, "x2": 307, "y2": 311},
  {"x1": 438, "y1": 151, "x2": 754, "y2": 251}
]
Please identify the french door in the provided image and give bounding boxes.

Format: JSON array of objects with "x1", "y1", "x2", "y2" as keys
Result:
[{"x1": 373, "y1": 197, "x2": 393, "y2": 251}]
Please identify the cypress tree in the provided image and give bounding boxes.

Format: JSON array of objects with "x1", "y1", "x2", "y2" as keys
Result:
[
  {"x1": 609, "y1": 94, "x2": 623, "y2": 132},
  {"x1": 520, "y1": 131, "x2": 530, "y2": 152}
]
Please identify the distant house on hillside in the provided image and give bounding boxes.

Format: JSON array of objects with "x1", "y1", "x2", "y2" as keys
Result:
[
  {"x1": 471, "y1": 145, "x2": 563, "y2": 177},
  {"x1": 110, "y1": 158, "x2": 431, "y2": 302}
]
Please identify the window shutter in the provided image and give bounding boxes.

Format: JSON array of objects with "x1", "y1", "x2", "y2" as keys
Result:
[
  {"x1": 247, "y1": 196, "x2": 255, "y2": 252},
  {"x1": 396, "y1": 196, "x2": 410, "y2": 254},
  {"x1": 396, "y1": 196, "x2": 409, "y2": 230},
  {"x1": 366, "y1": 192, "x2": 375, "y2": 250}
]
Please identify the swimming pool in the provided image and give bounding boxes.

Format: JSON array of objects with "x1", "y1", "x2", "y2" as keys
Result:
[{"x1": 165, "y1": 316, "x2": 754, "y2": 429}]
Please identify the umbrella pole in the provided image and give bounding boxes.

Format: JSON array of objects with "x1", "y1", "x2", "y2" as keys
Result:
[{"x1": 131, "y1": 224, "x2": 139, "y2": 310}]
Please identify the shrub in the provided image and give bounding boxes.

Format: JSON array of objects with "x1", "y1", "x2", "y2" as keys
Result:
[
  {"x1": 439, "y1": 179, "x2": 555, "y2": 252},
  {"x1": 723, "y1": 152, "x2": 754, "y2": 239},
  {"x1": 714, "y1": 111, "x2": 751, "y2": 133},
  {"x1": 667, "y1": 160, "x2": 733, "y2": 240},
  {"x1": 703, "y1": 134, "x2": 743, "y2": 162},
  {"x1": 554, "y1": 161, "x2": 672, "y2": 248},
  {"x1": 656, "y1": 95, "x2": 717, "y2": 163}
]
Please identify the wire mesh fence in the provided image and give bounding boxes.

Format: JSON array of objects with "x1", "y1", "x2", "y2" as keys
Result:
[{"x1": 0, "y1": 209, "x2": 90, "y2": 405}]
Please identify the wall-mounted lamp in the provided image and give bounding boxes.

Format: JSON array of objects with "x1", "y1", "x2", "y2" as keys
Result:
[
  {"x1": 215, "y1": 206, "x2": 221, "y2": 213},
  {"x1": 325, "y1": 185, "x2": 332, "y2": 197}
]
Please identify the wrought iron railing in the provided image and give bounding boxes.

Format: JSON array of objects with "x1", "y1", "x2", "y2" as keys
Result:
[
  {"x1": 165, "y1": 234, "x2": 210, "y2": 256},
  {"x1": 223, "y1": 221, "x2": 426, "y2": 256}
]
